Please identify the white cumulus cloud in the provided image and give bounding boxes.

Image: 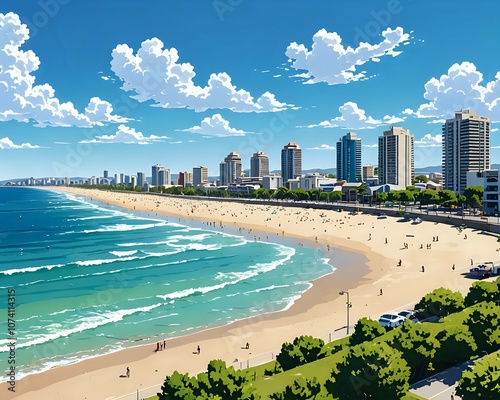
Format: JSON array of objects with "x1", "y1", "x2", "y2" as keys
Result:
[
  {"x1": 414, "y1": 62, "x2": 500, "y2": 121},
  {"x1": 286, "y1": 27, "x2": 410, "y2": 85},
  {"x1": 177, "y1": 114, "x2": 251, "y2": 137},
  {"x1": 307, "y1": 144, "x2": 336, "y2": 150},
  {"x1": 414, "y1": 133, "x2": 442, "y2": 147},
  {"x1": 0, "y1": 137, "x2": 40, "y2": 149},
  {"x1": 0, "y1": 12, "x2": 131, "y2": 127},
  {"x1": 110, "y1": 38, "x2": 290, "y2": 113},
  {"x1": 0, "y1": 12, "x2": 128, "y2": 128},
  {"x1": 303, "y1": 102, "x2": 405, "y2": 130},
  {"x1": 79, "y1": 125, "x2": 169, "y2": 144}
]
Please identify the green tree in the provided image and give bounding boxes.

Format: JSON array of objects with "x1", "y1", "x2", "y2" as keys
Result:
[
  {"x1": 387, "y1": 190, "x2": 400, "y2": 204},
  {"x1": 274, "y1": 186, "x2": 291, "y2": 200},
  {"x1": 433, "y1": 326, "x2": 477, "y2": 371},
  {"x1": 328, "y1": 190, "x2": 342, "y2": 203},
  {"x1": 392, "y1": 321, "x2": 441, "y2": 381},
  {"x1": 252, "y1": 188, "x2": 271, "y2": 199},
  {"x1": 293, "y1": 188, "x2": 310, "y2": 201},
  {"x1": 326, "y1": 173, "x2": 336, "y2": 178},
  {"x1": 349, "y1": 317, "x2": 386, "y2": 347},
  {"x1": 463, "y1": 186, "x2": 483, "y2": 212},
  {"x1": 376, "y1": 191, "x2": 388, "y2": 205},
  {"x1": 197, "y1": 360, "x2": 259, "y2": 400},
  {"x1": 438, "y1": 190, "x2": 457, "y2": 208},
  {"x1": 464, "y1": 279, "x2": 500, "y2": 307},
  {"x1": 463, "y1": 302, "x2": 500, "y2": 353},
  {"x1": 276, "y1": 335, "x2": 325, "y2": 371},
  {"x1": 157, "y1": 371, "x2": 199, "y2": 400},
  {"x1": 270, "y1": 377, "x2": 321, "y2": 400},
  {"x1": 414, "y1": 287, "x2": 465, "y2": 318},
  {"x1": 308, "y1": 188, "x2": 322, "y2": 202},
  {"x1": 456, "y1": 352, "x2": 500, "y2": 399},
  {"x1": 414, "y1": 174, "x2": 429, "y2": 183},
  {"x1": 416, "y1": 189, "x2": 439, "y2": 206},
  {"x1": 398, "y1": 190, "x2": 414, "y2": 207},
  {"x1": 325, "y1": 341, "x2": 410, "y2": 400}
]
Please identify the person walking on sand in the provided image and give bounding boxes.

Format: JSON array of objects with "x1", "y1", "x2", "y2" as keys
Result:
[
  {"x1": 197, "y1": 345, "x2": 200, "y2": 354},
  {"x1": 164, "y1": 339, "x2": 166, "y2": 350},
  {"x1": 422, "y1": 265, "x2": 425, "y2": 272},
  {"x1": 126, "y1": 367, "x2": 130, "y2": 378}
]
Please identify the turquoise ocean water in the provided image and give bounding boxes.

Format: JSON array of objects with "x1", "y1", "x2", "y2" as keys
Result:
[{"x1": 0, "y1": 187, "x2": 333, "y2": 382}]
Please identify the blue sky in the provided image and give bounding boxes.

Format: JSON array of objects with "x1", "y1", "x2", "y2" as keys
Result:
[{"x1": 2, "y1": 0, "x2": 500, "y2": 180}]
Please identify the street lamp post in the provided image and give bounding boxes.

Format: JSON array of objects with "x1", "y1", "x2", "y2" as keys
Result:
[{"x1": 339, "y1": 291, "x2": 352, "y2": 334}]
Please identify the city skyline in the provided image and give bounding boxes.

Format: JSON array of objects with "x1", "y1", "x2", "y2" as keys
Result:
[{"x1": 2, "y1": 2, "x2": 500, "y2": 180}]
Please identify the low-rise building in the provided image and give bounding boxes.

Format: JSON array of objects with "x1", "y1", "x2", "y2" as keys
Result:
[{"x1": 467, "y1": 170, "x2": 499, "y2": 215}]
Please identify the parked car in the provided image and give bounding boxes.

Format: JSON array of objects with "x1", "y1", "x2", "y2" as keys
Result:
[
  {"x1": 397, "y1": 310, "x2": 419, "y2": 323},
  {"x1": 470, "y1": 264, "x2": 489, "y2": 273},
  {"x1": 378, "y1": 313, "x2": 405, "y2": 329}
]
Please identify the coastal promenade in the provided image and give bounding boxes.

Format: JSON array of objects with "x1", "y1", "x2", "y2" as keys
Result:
[{"x1": 141, "y1": 190, "x2": 500, "y2": 234}]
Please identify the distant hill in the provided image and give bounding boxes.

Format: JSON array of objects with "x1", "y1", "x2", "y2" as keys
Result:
[{"x1": 415, "y1": 165, "x2": 442, "y2": 174}]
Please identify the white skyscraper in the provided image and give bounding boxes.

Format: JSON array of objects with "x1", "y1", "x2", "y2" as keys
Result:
[
  {"x1": 158, "y1": 168, "x2": 170, "y2": 187},
  {"x1": 219, "y1": 152, "x2": 242, "y2": 185},
  {"x1": 378, "y1": 127, "x2": 414, "y2": 188},
  {"x1": 250, "y1": 151, "x2": 270, "y2": 177},
  {"x1": 442, "y1": 109, "x2": 490, "y2": 194}
]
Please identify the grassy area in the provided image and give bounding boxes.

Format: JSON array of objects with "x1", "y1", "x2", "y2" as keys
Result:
[{"x1": 144, "y1": 304, "x2": 492, "y2": 399}]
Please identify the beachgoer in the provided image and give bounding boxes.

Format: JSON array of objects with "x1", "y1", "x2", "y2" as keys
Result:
[
  {"x1": 126, "y1": 367, "x2": 130, "y2": 378},
  {"x1": 156, "y1": 342, "x2": 159, "y2": 352},
  {"x1": 471, "y1": 259, "x2": 473, "y2": 266},
  {"x1": 246, "y1": 342, "x2": 250, "y2": 349},
  {"x1": 197, "y1": 345, "x2": 200, "y2": 354},
  {"x1": 380, "y1": 288, "x2": 383, "y2": 296},
  {"x1": 422, "y1": 265, "x2": 425, "y2": 273},
  {"x1": 398, "y1": 259, "x2": 402, "y2": 266},
  {"x1": 452, "y1": 264, "x2": 455, "y2": 271},
  {"x1": 385, "y1": 238, "x2": 387, "y2": 244},
  {"x1": 164, "y1": 340, "x2": 166, "y2": 350}
]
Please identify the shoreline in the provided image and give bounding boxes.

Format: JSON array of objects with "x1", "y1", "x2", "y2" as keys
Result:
[{"x1": 3, "y1": 187, "x2": 498, "y2": 400}]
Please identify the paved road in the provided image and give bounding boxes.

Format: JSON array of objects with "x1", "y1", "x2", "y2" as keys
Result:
[{"x1": 409, "y1": 361, "x2": 472, "y2": 399}]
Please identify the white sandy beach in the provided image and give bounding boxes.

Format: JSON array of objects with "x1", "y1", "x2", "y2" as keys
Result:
[{"x1": 3, "y1": 187, "x2": 499, "y2": 400}]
